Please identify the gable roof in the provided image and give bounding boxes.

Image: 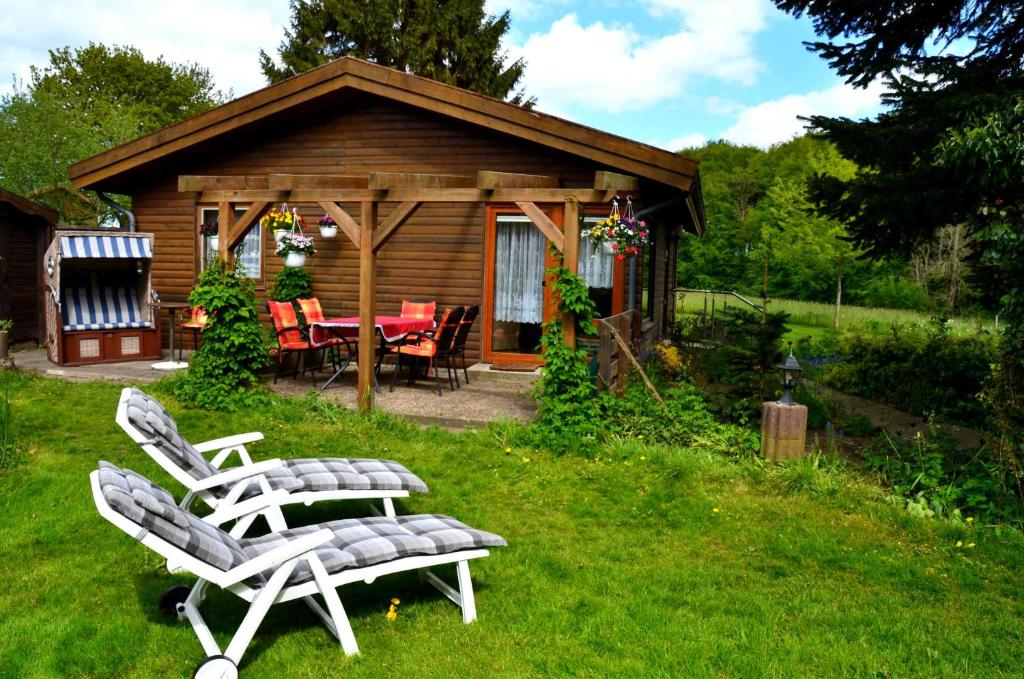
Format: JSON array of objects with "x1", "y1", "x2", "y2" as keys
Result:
[
  {"x1": 0, "y1": 187, "x2": 59, "y2": 223},
  {"x1": 69, "y1": 57, "x2": 699, "y2": 194}
]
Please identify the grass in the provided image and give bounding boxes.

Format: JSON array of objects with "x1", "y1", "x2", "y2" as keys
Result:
[
  {"x1": 2, "y1": 372, "x2": 1024, "y2": 677},
  {"x1": 677, "y1": 291, "x2": 997, "y2": 338}
]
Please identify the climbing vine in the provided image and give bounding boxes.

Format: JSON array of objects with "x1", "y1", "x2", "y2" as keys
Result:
[{"x1": 535, "y1": 245, "x2": 602, "y2": 453}]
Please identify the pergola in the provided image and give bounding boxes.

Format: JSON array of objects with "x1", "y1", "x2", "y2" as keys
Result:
[{"x1": 180, "y1": 169, "x2": 659, "y2": 412}]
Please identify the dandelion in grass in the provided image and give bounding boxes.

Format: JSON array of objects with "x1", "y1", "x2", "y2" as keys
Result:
[
  {"x1": 522, "y1": 457, "x2": 531, "y2": 463},
  {"x1": 956, "y1": 541, "x2": 963, "y2": 548},
  {"x1": 391, "y1": 598, "x2": 400, "y2": 605},
  {"x1": 504, "y1": 447, "x2": 512, "y2": 454},
  {"x1": 713, "y1": 507, "x2": 720, "y2": 514},
  {"x1": 967, "y1": 543, "x2": 976, "y2": 549},
  {"x1": 386, "y1": 606, "x2": 397, "y2": 622},
  {"x1": 966, "y1": 517, "x2": 974, "y2": 524}
]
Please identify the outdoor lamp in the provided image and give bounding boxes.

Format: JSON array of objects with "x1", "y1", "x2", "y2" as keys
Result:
[{"x1": 777, "y1": 350, "x2": 802, "y2": 406}]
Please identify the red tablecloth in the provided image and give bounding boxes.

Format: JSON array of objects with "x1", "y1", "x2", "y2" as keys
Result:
[{"x1": 311, "y1": 315, "x2": 434, "y2": 344}]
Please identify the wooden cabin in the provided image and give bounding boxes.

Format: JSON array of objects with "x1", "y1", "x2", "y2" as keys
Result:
[
  {"x1": 68, "y1": 58, "x2": 705, "y2": 383},
  {"x1": 0, "y1": 189, "x2": 58, "y2": 344}
]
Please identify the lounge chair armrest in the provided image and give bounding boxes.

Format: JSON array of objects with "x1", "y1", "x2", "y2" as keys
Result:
[
  {"x1": 191, "y1": 458, "x2": 284, "y2": 492},
  {"x1": 221, "y1": 528, "x2": 335, "y2": 586},
  {"x1": 204, "y1": 489, "x2": 293, "y2": 527},
  {"x1": 193, "y1": 431, "x2": 265, "y2": 453}
]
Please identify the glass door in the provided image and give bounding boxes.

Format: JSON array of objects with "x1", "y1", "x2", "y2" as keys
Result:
[{"x1": 483, "y1": 207, "x2": 561, "y2": 363}]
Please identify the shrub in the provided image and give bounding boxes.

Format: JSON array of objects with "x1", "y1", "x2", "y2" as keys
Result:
[
  {"x1": 865, "y1": 429, "x2": 1020, "y2": 524},
  {"x1": 173, "y1": 260, "x2": 270, "y2": 410},
  {"x1": 268, "y1": 266, "x2": 313, "y2": 303},
  {"x1": 852, "y1": 276, "x2": 931, "y2": 311}
]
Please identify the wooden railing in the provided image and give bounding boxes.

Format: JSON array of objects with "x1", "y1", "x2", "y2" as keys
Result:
[{"x1": 595, "y1": 309, "x2": 640, "y2": 396}]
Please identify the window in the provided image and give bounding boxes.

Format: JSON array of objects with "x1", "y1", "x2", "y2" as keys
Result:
[
  {"x1": 199, "y1": 207, "x2": 262, "y2": 279},
  {"x1": 579, "y1": 216, "x2": 617, "y2": 318}
]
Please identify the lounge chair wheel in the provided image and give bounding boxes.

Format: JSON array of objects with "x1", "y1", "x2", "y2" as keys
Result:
[
  {"x1": 159, "y1": 585, "x2": 191, "y2": 619},
  {"x1": 193, "y1": 655, "x2": 237, "y2": 679}
]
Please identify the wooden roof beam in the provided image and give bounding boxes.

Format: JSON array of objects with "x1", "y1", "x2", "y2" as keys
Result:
[
  {"x1": 515, "y1": 201, "x2": 564, "y2": 253},
  {"x1": 318, "y1": 202, "x2": 361, "y2": 249},
  {"x1": 179, "y1": 175, "x2": 270, "y2": 192},
  {"x1": 594, "y1": 171, "x2": 639, "y2": 192},
  {"x1": 373, "y1": 201, "x2": 421, "y2": 252},
  {"x1": 477, "y1": 171, "x2": 558, "y2": 189},
  {"x1": 226, "y1": 201, "x2": 272, "y2": 251},
  {"x1": 269, "y1": 174, "x2": 368, "y2": 190},
  {"x1": 368, "y1": 172, "x2": 476, "y2": 190}
]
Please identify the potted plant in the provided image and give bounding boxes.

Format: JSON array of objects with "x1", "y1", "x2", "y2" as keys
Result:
[
  {"x1": 318, "y1": 214, "x2": 338, "y2": 238},
  {"x1": 261, "y1": 207, "x2": 304, "y2": 243},
  {"x1": 276, "y1": 232, "x2": 317, "y2": 267},
  {"x1": 585, "y1": 205, "x2": 648, "y2": 261},
  {"x1": 0, "y1": 320, "x2": 11, "y2": 359},
  {"x1": 198, "y1": 219, "x2": 219, "y2": 255}
]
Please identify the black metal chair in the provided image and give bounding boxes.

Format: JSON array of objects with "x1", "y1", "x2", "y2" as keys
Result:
[{"x1": 449, "y1": 305, "x2": 479, "y2": 387}]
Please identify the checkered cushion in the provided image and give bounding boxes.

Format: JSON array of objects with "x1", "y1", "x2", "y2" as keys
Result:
[
  {"x1": 97, "y1": 462, "x2": 249, "y2": 574},
  {"x1": 241, "y1": 514, "x2": 507, "y2": 585},
  {"x1": 122, "y1": 388, "x2": 220, "y2": 483},
  {"x1": 242, "y1": 458, "x2": 429, "y2": 498}
]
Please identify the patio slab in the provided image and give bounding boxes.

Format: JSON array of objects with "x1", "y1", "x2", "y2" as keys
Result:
[{"x1": 10, "y1": 346, "x2": 537, "y2": 429}]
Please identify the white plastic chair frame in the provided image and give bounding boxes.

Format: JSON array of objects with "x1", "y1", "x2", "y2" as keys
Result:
[
  {"x1": 115, "y1": 388, "x2": 406, "y2": 528},
  {"x1": 91, "y1": 471, "x2": 488, "y2": 678}
]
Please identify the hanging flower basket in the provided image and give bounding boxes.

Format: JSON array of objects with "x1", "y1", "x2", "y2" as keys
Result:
[
  {"x1": 284, "y1": 252, "x2": 307, "y2": 268},
  {"x1": 276, "y1": 232, "x2": 316, "y2": 268},
  {"x1": 261, "y1": 206, "x2": 305, "y2": 243},
  {"x1": 208, "y1": 235, "x2": 219, "y2": 254},
  {"x1": 198, "y1": 220, "x2": 219, "y2": 258},
  {"x1": 585, "y1": 197, "x2": 648, "y2": 261},
  {"x1": 318, "y1": 214, "x2": 338, "y2": 238}
]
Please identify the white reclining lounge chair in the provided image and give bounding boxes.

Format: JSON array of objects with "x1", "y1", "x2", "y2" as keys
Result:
[
  {"x1": 92, "y1": 462, "x2": 505, "y2": 678},
  {"x1": 115, "y1": 388, "x2": 427, "y2": 529}
]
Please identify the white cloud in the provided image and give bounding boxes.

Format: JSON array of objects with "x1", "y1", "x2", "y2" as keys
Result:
[
  {"x1": 660, "y1": 133, "x2": 706, "y2": 151},
  {"x1": 485, "y1": 0, "x2": 541, "y2": 19},
  {"x1": 509, "y1": 2, "x2": 773, "y2": 114},
  {"x1": 720, "y1": 80, "x2": 887, "y2": 147},
  {"x1": 0, "y1": 0, "x2": 291, "y2": 97}
]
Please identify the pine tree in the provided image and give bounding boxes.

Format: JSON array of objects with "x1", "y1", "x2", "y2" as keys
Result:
[{"x1": 259, "y1": 0, "x2": 530, "y2": 104}]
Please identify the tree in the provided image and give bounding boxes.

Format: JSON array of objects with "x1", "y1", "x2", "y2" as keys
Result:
[
  {"x1": 0, "y1": 44, "x2": 226, "y2": 220},
  {"x1": 259, "y1": 0, "x2": 530, "y2": 103}
]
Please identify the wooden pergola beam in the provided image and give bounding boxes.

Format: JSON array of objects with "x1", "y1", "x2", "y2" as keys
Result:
[
  {"x1": 226, "y1": 201, "x2": 271, "y2": 251},
  {"x1": 269, "y1": 174, "x2": 368, "y2": 190},
  {"x1": 318, "y1": 201, "x2": 361, "y2": 249},
  {"x1": 367, "y1": 172, "x2": 476, "y2": 190},
  {"x1": 198, "y1": 188, "x2": 618, "y2": 204},
  {"x1": 179, "y1": 175, "x2": 270, "y2": 192},
  {"x1": 594, "y1": 170, "x2": 639, "y2": 192},
  {"x1": 373, "y1": 201, "x2": 421, "y2": 252},
  {"x1": 358, "y1": 201, "x2": 377, "y2": 413},
  {"x1": 217, "y1": 201, "x2": 235, "y2": 261},
  {"x1": 477, "y1": 171, "x2": 558, "y2": 189},
  {"x1": 515, "y1": 201, "x2": 564, "y2": 253}
]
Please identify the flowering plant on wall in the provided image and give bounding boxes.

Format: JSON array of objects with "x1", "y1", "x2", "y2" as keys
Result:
[
  {"x1": 275, "y1": 233, "x2": 317, "y2": 257},
  {"x1": 585, "y1": 198, "x2": 648, "y2": 260}
]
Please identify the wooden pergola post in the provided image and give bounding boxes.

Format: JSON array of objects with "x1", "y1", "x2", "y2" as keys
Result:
[
  {"x1": 562, "y1": 198, "x2": 580, "y2": 347},
  {"x1": 358, "y1": 200, "x2": 377, "y2": 413},
  {"x1": 217, "y1": 200, "x2": 235, "y2": 263}
]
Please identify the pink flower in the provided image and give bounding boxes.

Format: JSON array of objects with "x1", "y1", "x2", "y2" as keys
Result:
[
  {"x1": 639, "y1": 220, "x2": 646, "y2": 227},
  {"x1": 611, "y1": 242, "x2": 619, "y2": 250}
]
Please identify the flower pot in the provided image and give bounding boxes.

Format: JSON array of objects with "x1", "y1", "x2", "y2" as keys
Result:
[
  {"x1": 284, "y1": 252, "x2": 307, "y2": 267},
  {"x1": 274, "y1": 230, "x2": 287, "y2": 243},
  {"x1": 207, "y1": 235, "x2": 219, "y2": 254},
  {"x1": 0, "y1": 330, "x2": 8, "y2": 359},
  {"x1": 319, "y1": 225, "x2": 338, "y2": 238},
  {"x1": 602, "y1": 241, "x2": 617, "y2": 255}
]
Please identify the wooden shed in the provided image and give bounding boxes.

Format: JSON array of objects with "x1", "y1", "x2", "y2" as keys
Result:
[
  {"x1": 0, "y1": 188, "x2": 58, "y2": 344},
  {"x1": 68, "y1": 58, "x2": 705, "y2": 407}
]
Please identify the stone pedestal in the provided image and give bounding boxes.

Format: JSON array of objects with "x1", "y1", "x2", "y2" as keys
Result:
[{"x1": 761, "y1": 401, "x2": 808, "y2": 462}]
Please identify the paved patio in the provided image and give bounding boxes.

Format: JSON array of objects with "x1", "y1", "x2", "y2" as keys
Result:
[{"x1": 10, "y1": 346, "x2": 537, "y2": 429}]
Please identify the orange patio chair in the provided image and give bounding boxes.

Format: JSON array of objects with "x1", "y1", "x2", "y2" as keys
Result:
[
  {"x1": 401, "y1": 299, "x2": 437, "y2": 323},
  {"x1": 296, "y1": 296, "x2": 355, "y2": 376},
  {"x1": 389, "y1": 306, "x2": 465, "y2": 396},
  {"x1": 267, "y1": 300, "x2": 311, "y2": 383},
  {"x1": 178, "y1": 306, "x2": 208, "y2": 361}
]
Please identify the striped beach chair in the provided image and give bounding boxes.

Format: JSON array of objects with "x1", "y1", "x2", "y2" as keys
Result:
[{"x1": 61, "y1": 272, "x2": 152, "y2": 331}]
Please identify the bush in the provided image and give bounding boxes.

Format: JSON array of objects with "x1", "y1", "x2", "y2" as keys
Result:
[
  {"x1": 865, "y1": 429, "x2": 1020, "y2": 524},
  {"x1": 173, "y1": 260, "x2": 270, "y2": 410},
  {"x1": 268, "y1": 266, "x2": 313, "y2": 303},
  {"x1": 814, "y1": 326, "x2": 996, "y2": 427},
  {"x1": 852, "y1": 276, "x2": 931, "y2": 311},
  {"x1": 705, "y1": 308, "x2": 789, "y2": 423}
]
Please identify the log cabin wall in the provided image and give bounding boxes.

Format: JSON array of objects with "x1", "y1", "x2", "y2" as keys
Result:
[
  {"x1": 0, "y1": 203, "x2": 52, "y2": 344},
  {"x1": 129, "y1": 92, "x2": 652, "y2": 362}
]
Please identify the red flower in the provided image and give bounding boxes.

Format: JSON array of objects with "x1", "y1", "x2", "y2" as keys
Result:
[
  {"x1": 616, "y1": 254, "x2": 625, "y2": 262},
  {"x1": 606, "y1": 229, "x2": 614, "y2": 236},
  {"x1": 611, "y1": 242, "x2": 619, "y2": 250},
  {"x1": 995, "y1": 198, "x2": 1004, "y2": 207}
]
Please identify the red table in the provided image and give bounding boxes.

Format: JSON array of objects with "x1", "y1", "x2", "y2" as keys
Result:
[{"x1": 310, "y1": 315, "x2": 434, "y2": 390}]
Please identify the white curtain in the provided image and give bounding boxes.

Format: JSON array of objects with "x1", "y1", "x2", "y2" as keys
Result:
[
  {"x1": 494, "y1": 216, "x2": 546, "y2": 323},
  {"x1": 234, "y1": 225, "x2": 262, "y2": 278},
  {"x1": 578, "y1": 221, "x2": 614, "y2": 288}
]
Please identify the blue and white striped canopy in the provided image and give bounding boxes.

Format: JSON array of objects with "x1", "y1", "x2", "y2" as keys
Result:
[{"x1": 59, "y1": 234, "x2": 152, "y2": 259}]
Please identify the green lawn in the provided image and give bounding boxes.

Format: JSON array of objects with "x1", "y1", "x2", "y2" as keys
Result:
[
  {"x1": 2, "y1": 373, "x2": 1023, "y2": 677},
  {"x1": 677, "y1": 291, "x2": 997, "y2": 338}
]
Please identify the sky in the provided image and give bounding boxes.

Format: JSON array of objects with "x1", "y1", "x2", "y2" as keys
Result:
[{"x1": 0, "y1": 0, "x2": 887, "y2": 151}]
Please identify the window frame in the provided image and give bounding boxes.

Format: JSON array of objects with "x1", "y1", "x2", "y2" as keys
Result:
[{"x1": 195, "y1": 206, "x2": 266, "y2": 287}]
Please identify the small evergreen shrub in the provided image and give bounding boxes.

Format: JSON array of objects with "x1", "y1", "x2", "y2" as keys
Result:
[{"x1": 174, "y1": 260, "x2": 270, "y2": 410}]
